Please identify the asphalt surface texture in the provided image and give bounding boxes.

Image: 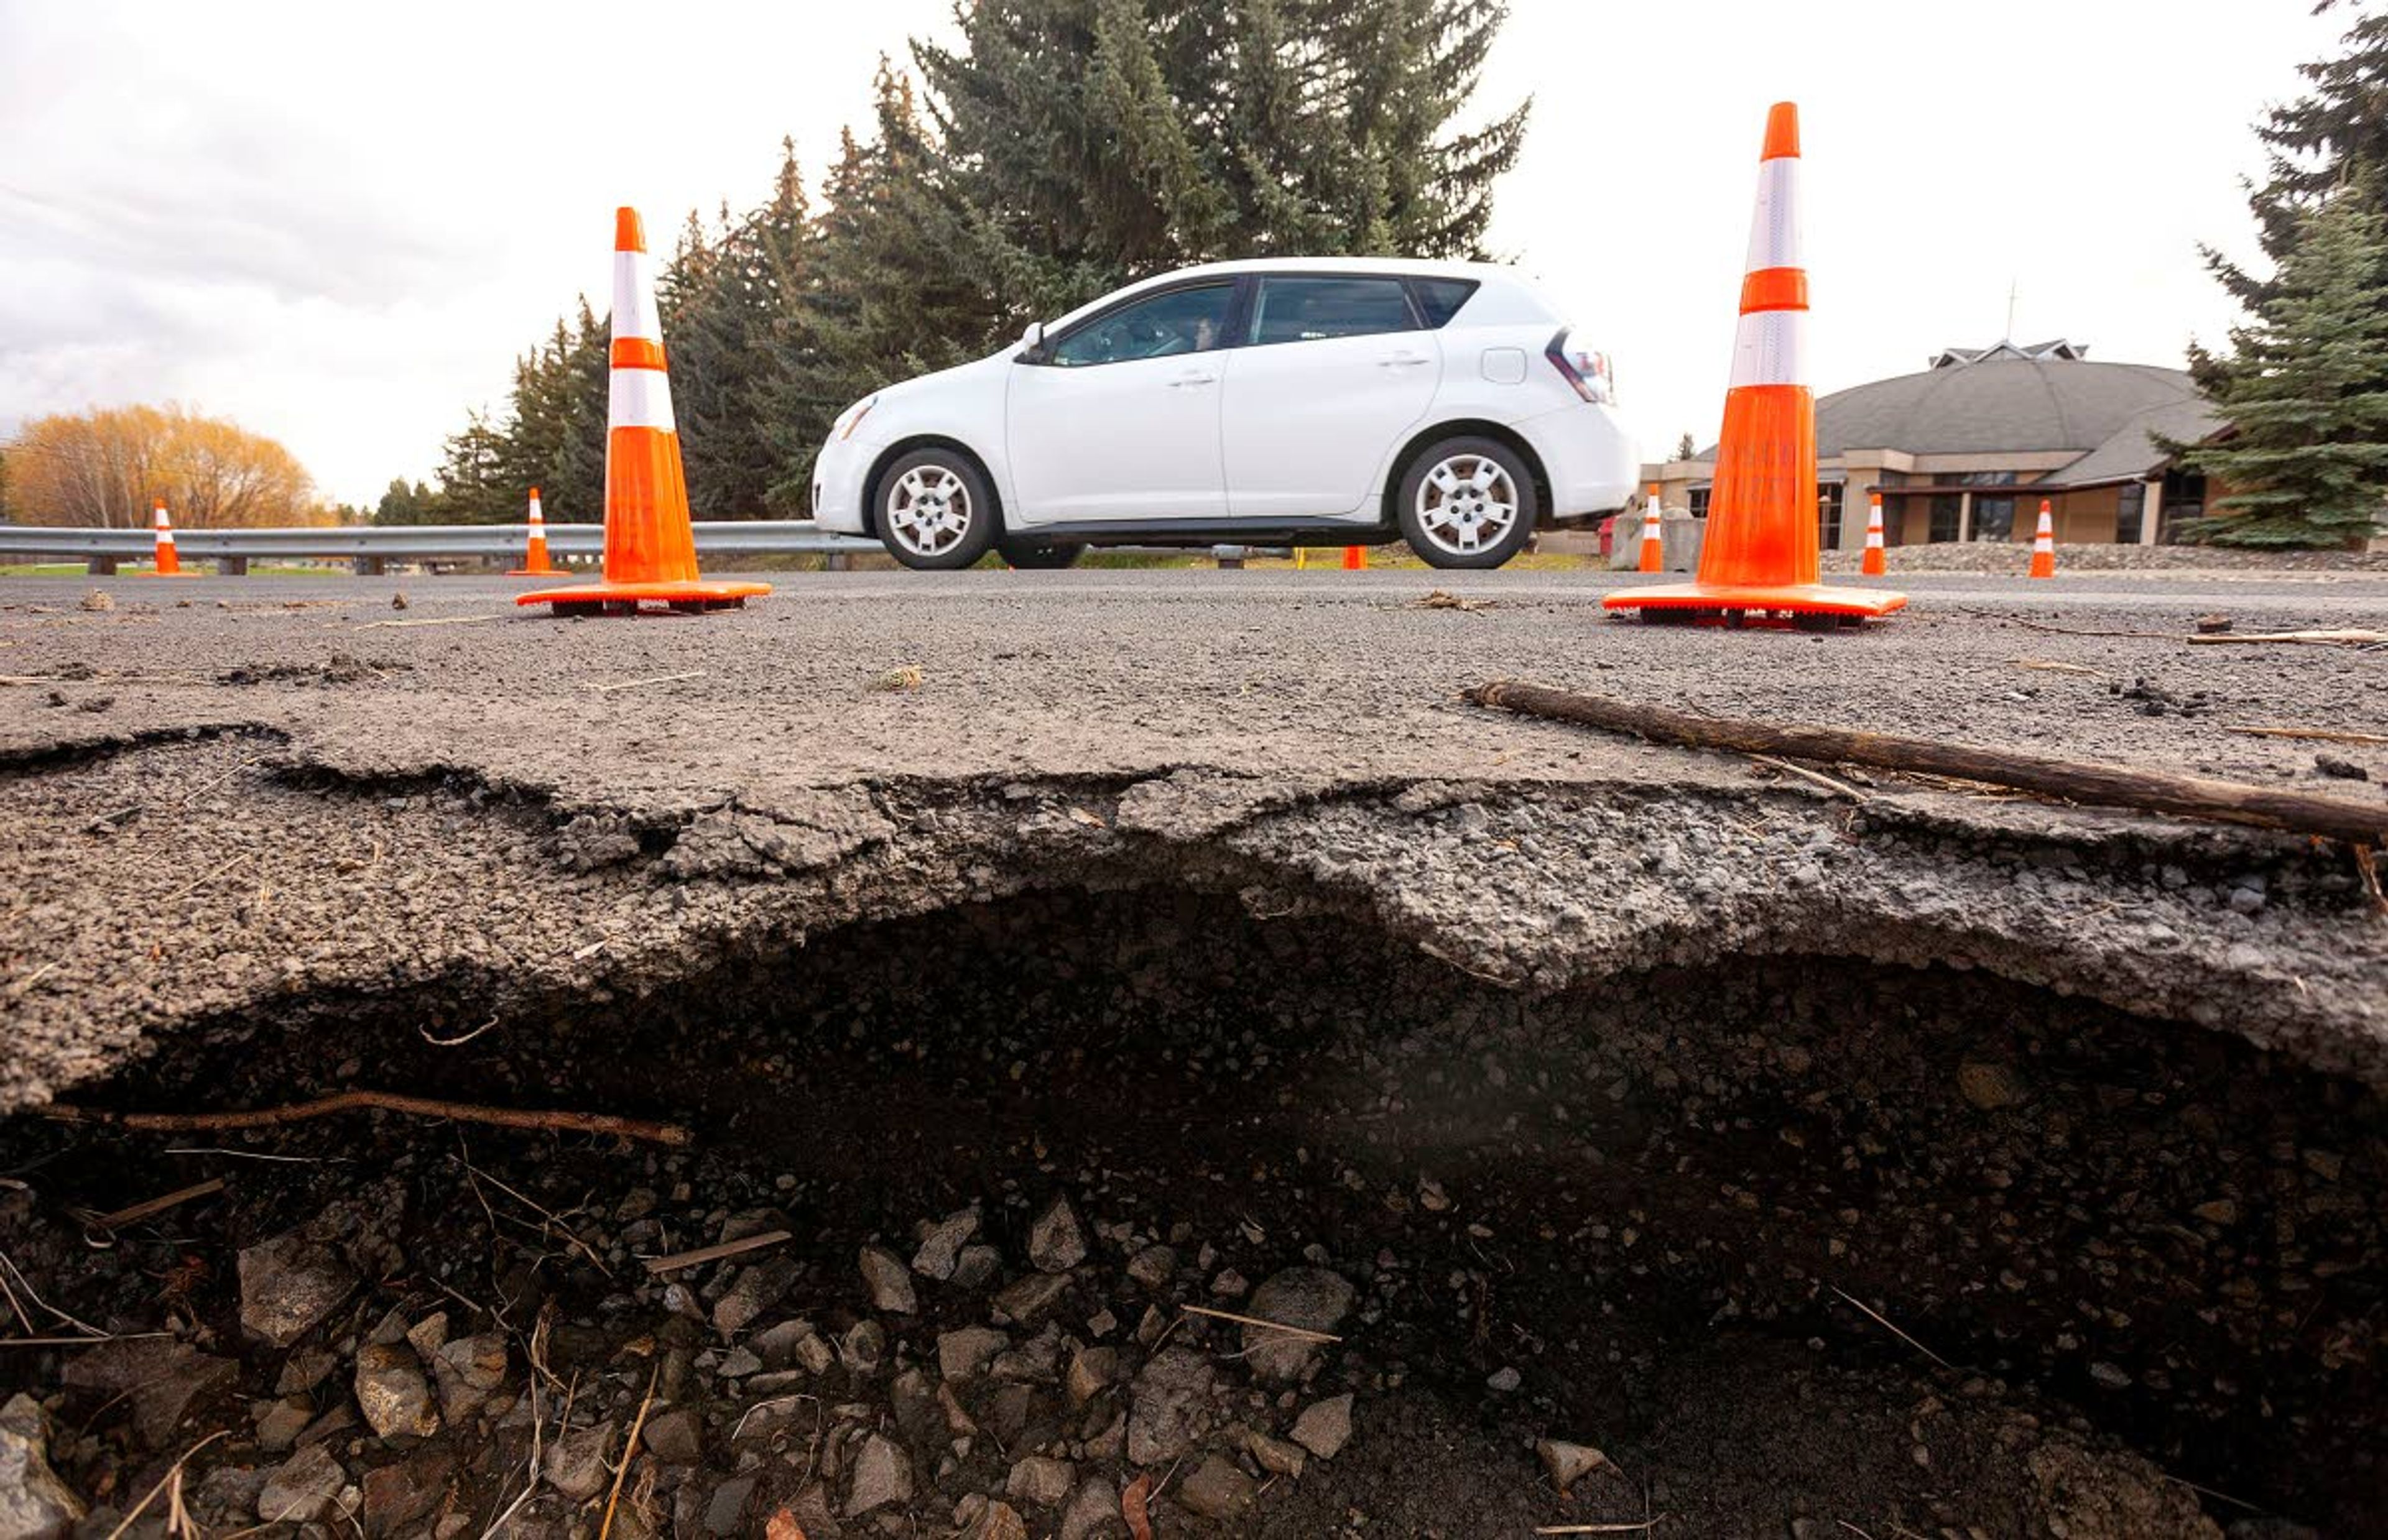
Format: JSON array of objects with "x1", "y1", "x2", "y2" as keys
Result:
[
  {"x1": 4, "y1": 564, "x2": 2387, "y2": 1536},
  {"x1": 3, "y1": 563, "x2": 2386, "y2": 1110}
]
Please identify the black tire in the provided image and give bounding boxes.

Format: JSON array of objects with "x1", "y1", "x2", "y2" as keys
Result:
[
  {"x1": 1395, "y1": 435, "x2": 1540, "y2": 570},
  {"x1": 874, "y1": 448, "x2": 999, "y2": 571},
  {"x1": 996, "y1": 540, "x2": 1083, "y2": 571}
]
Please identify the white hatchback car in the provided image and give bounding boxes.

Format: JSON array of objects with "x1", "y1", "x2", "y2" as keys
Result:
[{"x1": 813, "y1": 257, "x2": 1637, "y2": 569}]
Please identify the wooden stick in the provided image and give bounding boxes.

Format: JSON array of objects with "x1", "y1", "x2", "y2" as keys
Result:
[
  {"x1": 1534, "y1": 1522, "x2": 1666, "y2": 1535},
  {"x1": 641, "y1": 1230, "x2": 792, "y2": 1275},
  {"x1": 598, "y1": 1367, "x2": 658, "y2": 1540},
  {"x1": 588, "y1": 670, "x2": 707, "y2": 696},
  {"x1": 86, "y1": 1178, "x2": 225, "y2": 1233},
  {"x1": 1178, "y1": 1303, "x2": 1342, "y2": 1343},
  {"x1": 44, "y1": 1090, "x2": 691, "y2": 1147},
  {"x1": 2188, "y1": 628, "x2": 2386, "y2": 647},
  {"x1": 1747, "y1": 754, "x2": 1866, "y2": 803},
  {"x1": 2223, "y1": 725, "x2": 2388, "y2": 746},
  {"x1": 1466, "y1": 681, "x2": 2388, "y2": 846}
]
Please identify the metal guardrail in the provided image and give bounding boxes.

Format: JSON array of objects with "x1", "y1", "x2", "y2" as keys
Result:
[{"x1": 0, "y1": 520, "x2": 876, "y2": 565}]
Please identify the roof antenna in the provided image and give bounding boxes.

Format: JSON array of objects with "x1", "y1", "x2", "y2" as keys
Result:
[{"x1": 2004, "y1": 277, "x2": 2018, "y2": 343}]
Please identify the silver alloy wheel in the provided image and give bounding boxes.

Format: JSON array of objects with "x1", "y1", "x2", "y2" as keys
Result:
[
  {"x1": 887, "y1": 465, "x2": 973, "y2": 557},
  {"x1": 1414, "y1": 454, "x2": 1520, "y2": 556}
]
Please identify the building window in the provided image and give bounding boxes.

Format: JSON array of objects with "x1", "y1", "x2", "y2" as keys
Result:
[
  {"x1": 1930, "y1": 471, "x2": 2020, "y2": 542},
  {"x1": 1928, "y1": 496, "x2": 1962, "y2": 543},
  {"x1": 1688, "y1": 487, "x2": 1710, "y2": 519},
  {"x1": 1818, "y1": 483, "x2": 1844, "y2": 550},
  {"x1": 2115, "y1": 483, "x2": 2145, "y2": 545},
  {"x1": 2157, "y1": 470, "x2": 2207, "y2": 544}
]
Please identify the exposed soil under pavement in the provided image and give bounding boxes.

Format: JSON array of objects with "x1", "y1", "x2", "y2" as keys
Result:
[
  {"x1": 3, "y1": 888, "x2": 2382, "y2": 1537},
  {"x1": 2, "y1": 569, "x2": 2386, "y2": 1537}
]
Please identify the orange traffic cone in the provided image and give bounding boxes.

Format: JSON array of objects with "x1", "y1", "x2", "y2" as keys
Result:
[
  {"x1": 519, "y1": 209, "x2": 770, "y2": 616},
  {"x1": 147, "y1": 499, "x2": 183, "y2": 576},
  {"x1": 507, "y1": 486, "x2": 556, "y2": 576},
  {"x1": 1860, "y1": 492, "x2": 1886, "y2": 576},
  {"x1": 1604, "y1": 104, "x2": 1905, "y2": 629},
  {"x1": 1637, "y1": 484, "x2": 1665, "y2": 573},
  {"x1": 1341, "y1": 545, "x2": 1366, "y2": 570},
  {"x1": 2027, "y1": 499, "x2": 2056, "y2": 579}
]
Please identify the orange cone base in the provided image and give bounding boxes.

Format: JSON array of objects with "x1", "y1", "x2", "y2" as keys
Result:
[
  {"x1": 1637, "y1": 544, "x2": 1664, "y2": 574},
  {"x1": 504, "y1": 566, "x2": 557, "y2": 578},
  {"x1": 517, "y1": 578, "x2": 771, "y2": 614},
  {"x1": 1860, "y1": 552, "x2": 1886, "y2": 576},
  {"x1": 2028, "y1": 556, "x2": 2055, "y2": 579},
  {"x1": 1603, "y1": 581, "x2": 1909, "y2": 627}
]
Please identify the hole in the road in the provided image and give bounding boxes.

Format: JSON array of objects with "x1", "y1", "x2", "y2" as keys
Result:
[{"x1": 5, "y1": 885, "x2": 2379, "y2": 1536}]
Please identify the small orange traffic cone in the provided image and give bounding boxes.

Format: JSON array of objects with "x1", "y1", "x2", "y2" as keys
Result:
[
  {"x1": 519, "y1": 209, "x2": 769, "y2": 616},
  {"x1": 1604, "y1": 104, "x2": 1905, "y2": 629},
  {"x1": 1860, "y1": 492, "x2": 1886, "y2": 576},
  {"x1": 1342, "y1": 545, "x2": 1366, "y2": 570},
  {"x1": 507, "y1": 487, "x2": 556, "y2": 576},
  {"x1": 1637, "y1": 484, "x2": 1664, "y2": 573},
  {"x1": 2027, "y1": 499, "x2": 2056, "y2": 579},
  {"x1": 147, "y1": 499, "x2": 183, "y2": 576}
]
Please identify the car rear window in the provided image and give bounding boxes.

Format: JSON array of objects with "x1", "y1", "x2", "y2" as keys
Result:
[
  {"x1": 1246, "y1": 277, "x2": 1419, "y2": 345},
  {"x1": 1410, "y1": 277, "x2": 1479, "y2": 328}
]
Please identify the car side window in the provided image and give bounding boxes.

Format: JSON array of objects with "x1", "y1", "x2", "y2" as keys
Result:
[
  {"x1": 1246, "y1": 277, "x2": 1420, "y2": 346},
  {"x1": 1045, "y1": 284, "x2": 1235, "y2": 368},
  {"x1": 1410, "y1": 277, "x2": 1479, "y2": 328}
]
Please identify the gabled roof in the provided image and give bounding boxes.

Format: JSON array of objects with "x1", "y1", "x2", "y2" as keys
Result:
[{"x1": 1928, "y1": 339, "x2": 2090, "y2": 368}]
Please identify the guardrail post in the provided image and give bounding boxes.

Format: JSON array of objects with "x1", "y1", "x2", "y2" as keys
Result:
[
  {"x1": 220, "y1": 556, "x2": 249, "y2": 577},
  {"x1": 86, "y1": 556, "x2": 119, "y2": 576},
  {"x1": 353, "y1": 556, "x2": 386, "y2": 577},
  {"x1": 825, "y1": 553, "x2": 851, "y2": 573},
  {"x1": 1215, "y1": 545, "x2": 1246, "y2": 571}
]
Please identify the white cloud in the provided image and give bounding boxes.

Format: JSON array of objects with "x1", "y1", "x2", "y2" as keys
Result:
[{"x1": 0, "y1": 0, "x2": 2345, "y2": 504}]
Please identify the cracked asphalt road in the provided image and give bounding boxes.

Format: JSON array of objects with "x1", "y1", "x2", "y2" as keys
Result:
[{"x1": 3, "y1": 566, "x2": 2386, "y2": 1109}]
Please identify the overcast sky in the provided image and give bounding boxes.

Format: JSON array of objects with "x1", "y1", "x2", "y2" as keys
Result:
[{"x1": 0, "y1": 0, "x2": 2348, "y2": 506}]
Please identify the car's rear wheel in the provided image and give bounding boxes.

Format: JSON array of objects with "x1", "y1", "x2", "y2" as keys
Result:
[
  {"x1": 877, "y1": 449, "x2": 998, "y2": 571},
  {"x1": 1396, "y1": 436, "x2": 1539, "y2": 569},
  {"x1": 996, "y1": 540, "x2": 1083, "y2": 571}
]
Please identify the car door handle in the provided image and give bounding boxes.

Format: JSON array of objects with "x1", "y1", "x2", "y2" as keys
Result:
[
  {"x1": 1169, "y1": 370, "x2": 1218, "y2": 388},
  {"x1": 1378, "y1": 351, "x2": 1430, "y2": 369}
]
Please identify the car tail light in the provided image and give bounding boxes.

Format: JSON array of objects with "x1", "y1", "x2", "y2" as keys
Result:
[{"x1": 1546, "y1": 330, "x2": 1616, "y2": 405}]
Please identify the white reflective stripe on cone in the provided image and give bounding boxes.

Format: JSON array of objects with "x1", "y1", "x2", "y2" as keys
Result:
[
  {"x1": 1727, "y1": 307, "x2": 1807, "y2": 389},
  {"x1": 1742, "y1": 157, "x2": 1803, "y2": 275},
  {"x1": 612, "y1": 249, "x2": 663, "y2": 343},
  {"x1": 610, "y1": 369, "x2": 678, "y2": 431}
]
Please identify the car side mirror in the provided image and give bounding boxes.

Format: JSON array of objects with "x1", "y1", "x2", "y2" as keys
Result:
[{"x1": 1017, "y1": 321, "x2": 1048, "y2": 364}]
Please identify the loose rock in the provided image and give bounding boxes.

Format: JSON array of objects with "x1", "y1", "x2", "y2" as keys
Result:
[
  {"x1": 0, "y1": 1394, "x2": 84, "y2": 1540},
  {"x1": 845, "y1": 1431, "x2": 913, "y2": 1517},
  {"x1": 1290, "y1": 1393, "x2": 1353, "y2": 1460},
  {"x1": 860, "y1": 1244, "x2": 919, "y2": 1314},
  {"x1": 1030, "y1": 1195, "x2": 1089, "y2": 1273},
  {"x1": 1241, "y1": 1266, "x2": 1354, "y2": 1384}
]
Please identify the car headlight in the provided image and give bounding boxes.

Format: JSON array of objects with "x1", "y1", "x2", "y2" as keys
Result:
[{"x1": 835, "y1": 395, "x2": 879, "y2": 441}]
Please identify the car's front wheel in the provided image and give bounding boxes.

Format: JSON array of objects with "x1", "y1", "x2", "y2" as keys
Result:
[
  {"x1": 996, "y1": 539, "x2": 1083, "y2": 571},
  {"x1": 876, "y1": 448, "x2": 998, "y2": 571},
  {"x1": 1396, "y1": 436, "x2": 1539, "y2": 569}
]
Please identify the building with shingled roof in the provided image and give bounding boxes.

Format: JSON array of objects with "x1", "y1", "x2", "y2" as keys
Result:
[{"x1": 1644, "y1": 339, "x2": 2224, "y2": 551}]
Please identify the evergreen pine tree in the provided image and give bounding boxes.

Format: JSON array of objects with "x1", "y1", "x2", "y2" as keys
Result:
[
  {"x1": 2171, "y1": 182, "x2": 2388, "y2": 548},
  {"x1": 2214, "y1": 1, "x2": 2388, "y2": 305},
  {"x1": 1671, "y1": 431, "x2": 1697, "y2": 462}
]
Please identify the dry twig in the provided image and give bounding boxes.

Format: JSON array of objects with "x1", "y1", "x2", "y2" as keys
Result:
[
  {"x1": 82, "y1": 1178, "x2": 226, "y2": 1235},
  {"x1": 420, "y1": 1015, "x2": 500, "y2": 1048},
  {"x1": 588, "y1": 670, "x2": 708, "y2": 695},
  {"x1": 1178, "y1": 1303, "x2": 1342, "y2": 1343},
  {"x1": 2188, "y1": 628, "x2": 2387, "y2": 648},
  {"x1": 642, "y1": 1230, "x2": 793, "y2": 1275},
  {"x1": 1829, "y1": 1284, "x2": 1953, "y2": 1370},
  {"x1": 45, "y1": 1090, "x2": 690, "y2": 1146},
  {"x1": 2222, "y1": 724, "x2": 2388, "y2": 746},
  {"x1": 101, "y1": 1429, "x2": 228, "y2": 1539},
  {"x1": 1747, "y1": 753, "x2": 1867, "y2": 802},
  {"x1": 599, "y1": 1367, "x2": 660, "y2": 1540}
]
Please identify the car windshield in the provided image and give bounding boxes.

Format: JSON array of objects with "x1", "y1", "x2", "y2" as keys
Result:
[{"x1": 1047, "y1": 284, "x2": 1233, "y2": 367}]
